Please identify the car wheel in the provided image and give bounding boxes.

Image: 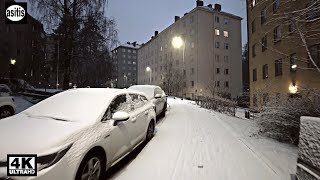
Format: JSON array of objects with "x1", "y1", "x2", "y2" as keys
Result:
[
  {"x1": 0, "y1": 107, "x2": 13, "y2": 119},
  {"x1": 160, "y1": 103, "x2": 167, "y2": 117},
  {"x1": 146, "y1": 120, "x2": 155, "y2": 142},
  {"x1": 75, "y1": 152, "x2": 105, "y2": 180}
]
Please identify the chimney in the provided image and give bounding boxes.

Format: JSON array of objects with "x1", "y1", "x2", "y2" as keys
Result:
[
  {"x1": 184, "y1": 13, "x2": 188, "y2": 16},
  {"x1": 155, "y1": 31, "x2": 159, "y2": 36},
  {"x1": 175, "y1": 16, "x2": 180, "y2": 22},
  {"x1": 208, "y1": 4, "x2": 212, "y2": 8},
  {"x1": 196, "y1": 0, "x2": 203, "y2": 7},
  {"x1": 132, "y1": 41, "x2": 137, "y2": 47},
  {"x1": 214, "y1": 4, "x2": 221, "y2": 11}
]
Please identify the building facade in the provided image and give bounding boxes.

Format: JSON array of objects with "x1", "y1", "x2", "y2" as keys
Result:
[
  {"x1": 138, "y1": 1, "x2": 243, "y2": 99},
  {"x1": 111, "y1": 42, "x2": 140, "y2": 88},
  {"x1": 247, "y1": 0, "x2": 320, "y2": 109},
  {"x1": 0, "y1": 0, "x2": 46, "y2": 86}
]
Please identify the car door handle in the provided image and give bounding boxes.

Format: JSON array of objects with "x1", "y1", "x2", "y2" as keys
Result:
[
  {"x1": 144, "y1": 111, "x2": 149, "y2": 115},
  {"x1": 131, "y1": 117, "x2": 137, "y2": 123}
]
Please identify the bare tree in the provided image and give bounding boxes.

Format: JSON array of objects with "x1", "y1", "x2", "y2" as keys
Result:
[
  {"x1": 30, "y1": 0, "x2": 114, "y2": 89},
  {"x1": 248, "y1": 0, "x2": 320, "y2": 73},
  {"x1": 161, "y1": 61, "x2": 185, "y2": 96}
]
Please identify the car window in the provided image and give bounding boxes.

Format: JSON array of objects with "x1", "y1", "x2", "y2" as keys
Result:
[
  {"x1": 140, "y1": 95, "x2": 148, "y2": 103},
  {"x1": 155, "y1": 88, "x2": 162, "y2": 96},
  {"x1": 0, "y1": 87, "x2": 10, "y2": 93},
  {"x1": 129, "y1": 94, "x2": 145, "y2": 109},
  {"x1": 103, "y1": 94, "x2": 133, "y2": 121}
]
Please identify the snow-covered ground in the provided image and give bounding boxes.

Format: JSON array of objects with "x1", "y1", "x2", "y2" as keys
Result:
[
  {"x1": 14, "y1": 96, "x2": 34, "y2": 113},
  {"x1": 107, "y1": 98, "x2": 297, "y2": 180}
]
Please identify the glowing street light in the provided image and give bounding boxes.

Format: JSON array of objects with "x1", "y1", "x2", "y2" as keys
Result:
[
  {"x1": 172, "y1": 36, "x2": 184, "y2": 49},
  {"x1": 289, "y1": 83, "x2": 298, "y2": 94},
  {"x1": 146, "y1": 67, "x2": 152, "y2": 84},
  {"x1": 291, "y1": 64, "x2": 297, "y2": 70}
]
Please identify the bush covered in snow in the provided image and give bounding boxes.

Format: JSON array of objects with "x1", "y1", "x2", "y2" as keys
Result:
[
  {"x1": 197, "y1": 96, "x2": 237, "y2": 116},
  {"x1": 258, "y1": 89, "x2": 320, "y2": 145}
]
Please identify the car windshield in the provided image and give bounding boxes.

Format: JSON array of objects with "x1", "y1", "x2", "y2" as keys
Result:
[
  {"x1": 128, "y1": 86, "x2": 155, "y2": 99},
  {"x1": 23, "y1": 90, "x2": 114, "y2": 123}
]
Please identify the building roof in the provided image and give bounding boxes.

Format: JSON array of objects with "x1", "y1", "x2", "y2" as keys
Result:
[
  {"x1": 140, "y1": 5, "x2": 242, "y2": 48},
  {"x1": 111, "y1": 42, "x2": 141, "y2": 52}
]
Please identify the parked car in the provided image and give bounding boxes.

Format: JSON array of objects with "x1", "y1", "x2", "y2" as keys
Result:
[
  {"x1": 0, "y1": 84, "x2": 15, "y2": 119},
  {"x1": 0, "y1": 78, "x2": 35, "y2": 93},
  {"x1": 128, "y1": 85, "x2": 167, "y2": 117},
  {"x1": 0, "y1": 88, "x2": 156, "y2": 180}
]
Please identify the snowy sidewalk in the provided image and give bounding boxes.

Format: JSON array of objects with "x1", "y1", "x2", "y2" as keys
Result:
[{"x1": 109, "y1": 98, "x2": 292, "y2": 180}]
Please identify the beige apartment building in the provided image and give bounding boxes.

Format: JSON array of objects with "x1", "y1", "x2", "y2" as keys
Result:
[
  {"x1": 138, "y1": 1, "x2": 243, "y2": 99},
  {"x1": 247, "y1": 0, "x2": 320, "y2": 109}
]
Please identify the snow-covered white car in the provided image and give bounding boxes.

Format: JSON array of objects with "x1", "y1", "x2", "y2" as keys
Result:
[
  {"x1": 0, "y1": 88, "x2": 156, "y2": 180},
  {"x1": 128, "y1": 85, "x2": 167, "y2": 117},
  {"x1": 0, "y1": 84, "x2": 15, "y2": 119}
]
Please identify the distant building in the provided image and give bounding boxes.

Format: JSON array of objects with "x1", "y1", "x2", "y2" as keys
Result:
[
  {"x1": 138, "y1": 1, "x2": 243, "y2": 99},
  {"x1": 111, "y1": 42, "x2": 140, "y2": 88},
  {"x1": 0, "y1": 0, "x2": 46, "y2": 86},
  {"x1": 247, "y1": 0, "x2": 320, "y2": 109}
]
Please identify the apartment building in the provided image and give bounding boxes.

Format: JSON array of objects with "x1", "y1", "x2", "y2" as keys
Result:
[
  {"x1": 111, "y1": 42, "x2": 140, "y2": 88},
  {"x1": 138, "y1": 1, "x2": 243, "y2": 99},
  {"x1": 247, "y1": 0, "x2": 320, "y2": 109}
]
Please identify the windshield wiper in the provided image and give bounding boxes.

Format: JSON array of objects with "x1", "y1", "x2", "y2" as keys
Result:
[{"x1": 23, "y1": 112, "x2": 70, "y2": 122}]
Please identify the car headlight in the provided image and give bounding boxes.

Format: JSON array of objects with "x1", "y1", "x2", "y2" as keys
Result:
[{"x1": 37, "y1": 144, "x2": 72, "y2": 171}]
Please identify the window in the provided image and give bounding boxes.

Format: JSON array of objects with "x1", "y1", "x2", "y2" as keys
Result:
[
  {"x1": 128, "y1": 55, "x2": 131, "y2": 59},
  {"x1": 253, "y1": 68, "x2": 257, "y2": 81},
  {"x1": 309, "y1": 44, "x2": 320, "y2": 67},
  {"x1": 191, "y1": 42, "x2": 195, "y2": 48},
  {"x1": 191, "y1": 81, "x2": 194, "y2": 87},
  {"x1": 103, "y1": 95, "x2": 131, "y2": 121},
  {"x1": 253, "y1": 94, "x2": 257, "y2": 106},
  {"x1": 215, "y1": 29, "x2": 220, "y2": 36},
  {"x1": 290, "y1": 53, "x2": 297, "y2": 72},
  {"x1": 122, "y1": 67, "x2": 126, "y2": 70},
  {"x1": 288, "y1": 18, "x2": 295, "y2": 33},
  {"x1": 190, "y1": 16, "x2": 194, "y2": 23},
  {"x1": 224, "y1": 43, "x2": 229, "y2": 50},
  {"x1": 225, "y1": 69, "x2": 229, "y2": 75},
  {"x1": 224, "y1": 56, "x2": 229, "y2": 62},
  {"x1": 215, "y1": 16, "x2": 220, "y2": 23},
  {"x1": 262, "y1": 35, "x2": 267, "y2": 51},
  {"x1": 274, "y1": 26, "x2": 281, "y2": 43},
  {"x1": 215, "y1": 55, "x2": 220, "y2": 62},
  {"x1": 190, "y1": 29, "x2": 195, "y2": 35},
  {"x1": 273, "y1": 0, "x2": 280, "y2": 12},
  {"x1": 183, "y1": 82, "x2": 186, "y2": 87},
  {"x1": 261, "y1": 8, "x2": 267, "y2": 24},
  {"x1": 252, "y1": 44, "x2": 256, "y2": 57},
  {"x1": 252, "y1": 20, "x2": 256, "y2": 33},
  {"x1": 262, "y1": 64, "x2": 268, "y2": 79},
  {"x1": 128, "y1": 61, "x2": 131, "y2": 64},
  {"x1": 275, "y1": 59, "x2": 283, "y2": 76},
  {"x1": 215, "y1": 42, "x2": 220, "y2": 48},
  {"x1": 263, "y1": 93, "x2": 269, "y2": 105},
  {"x1": 224, "y1": 31, "x2": 229, "y2": 37},
  {"x1": 224, "y1": 18, "x2": 229, "y2": 25},
  {"x1": 216, "y1": 81, "x2": 220, "y2": 87},
  {"x1": 133, "y1": 61, "x2": 136, "y2": 65},
  {"x1": 122, "y1": 54, "x2": 126, "y2": 58},
  {"x1": 183, "y1": 69, "x2": 186, "y2": 76},
  {"x1": 191, "y1": 68, "x2": 195, "y2": 74},
  {"x1": 128, "y1": 49, "x2": 132, "y2": 53},
  {"x1": 133, "y1": 50, "x2": 137, "y2": 54},
  {"x1": 122, "y1": 49, "x2": 126, "y2": 52},
  {"x1": 216, "y1": 68, "x2": 220, "y2": 74},
  {"x1": 225, "y1": 81, "x2": 229, "y2": 88}
]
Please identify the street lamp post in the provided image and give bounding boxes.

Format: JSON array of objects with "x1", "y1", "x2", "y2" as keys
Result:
[
  {"x1": 172, "y1": 36, "x2": 185, "y2": 98},
  {"x1": 9, "y1": 58, "x2": 16, "y2": 80},
  {"x1": 56, "y1": 39, "x2": 60, "y2": 90},
  {"x1": 146, "y1": 67, "x2": 152, "y2": 84}
]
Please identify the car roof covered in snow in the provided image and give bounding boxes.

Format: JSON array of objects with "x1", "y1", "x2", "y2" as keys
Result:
[
  {"x1": 22, "y1": 88, "x2": 139, "y2": 123},
  {"x1": 128, "y1": 85, "x2": 162, "y2": 99}
]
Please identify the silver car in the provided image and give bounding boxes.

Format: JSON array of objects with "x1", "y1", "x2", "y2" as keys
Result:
[{"x1": 128, "y1": 85, "x2": 167, "y2": 117}]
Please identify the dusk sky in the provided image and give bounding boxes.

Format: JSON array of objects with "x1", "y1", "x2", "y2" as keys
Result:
[{"x1": 106, "y1": 0, "x2": 247, "y2": 46}]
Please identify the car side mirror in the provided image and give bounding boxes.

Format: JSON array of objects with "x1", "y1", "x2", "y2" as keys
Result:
[
  {"x1": 112, "y1": 111, "x2": 129, "y2": 126},
  {"x1": 155, "y1": 94, "x2": 162, "y2": 98}
]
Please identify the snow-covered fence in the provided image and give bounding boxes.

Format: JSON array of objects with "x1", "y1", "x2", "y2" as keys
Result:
[
  {"x1": 296, "y1": 116, "x2": 320, "y2": 180},
  {"x1": 197, "y1": 96, "x2": 237, "y2": 116}
]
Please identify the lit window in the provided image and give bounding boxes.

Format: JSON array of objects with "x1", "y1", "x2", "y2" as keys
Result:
[
  {"x1": 191, "y1": 42, "x2": 195, "y2": 48},
  {"x1": 224, "y1": 31, "x2": 229, "y2": 37},
  {"x1": 215, "y1": 29, "x2": 220, "y2": 36}
]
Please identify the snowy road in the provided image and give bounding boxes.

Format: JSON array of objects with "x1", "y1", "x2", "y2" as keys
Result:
[{"x1": 106, "y1": 98, "x2": 282, "y2": 180}]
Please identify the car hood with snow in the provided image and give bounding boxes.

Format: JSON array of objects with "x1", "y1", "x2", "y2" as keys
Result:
[{"x1": 0, "y1": 113, "x2": 87, "y2": 161}]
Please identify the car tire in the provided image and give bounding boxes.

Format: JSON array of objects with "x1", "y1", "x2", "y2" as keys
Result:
[
  {"x1": 160, "y1": 103, "x2": 167, "y2": 117},
  {"x1": 75, "y1": 151, "x2": 105, "y2": 180},
  {"x1": 0, "y1": 106, "x2": 14, "y2": 119},
  {"x1": 145, "y1": 120, "x2": 155, "y2": 142}
]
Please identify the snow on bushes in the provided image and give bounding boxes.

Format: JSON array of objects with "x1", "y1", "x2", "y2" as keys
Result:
[{"x1": 258, "y1": 89, "x2": 320, "y2": 145}]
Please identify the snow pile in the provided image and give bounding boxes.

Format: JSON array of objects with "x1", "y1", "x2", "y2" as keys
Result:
[{"x1": 298, "y1": 116, "x2": 320, "y2": 169}]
